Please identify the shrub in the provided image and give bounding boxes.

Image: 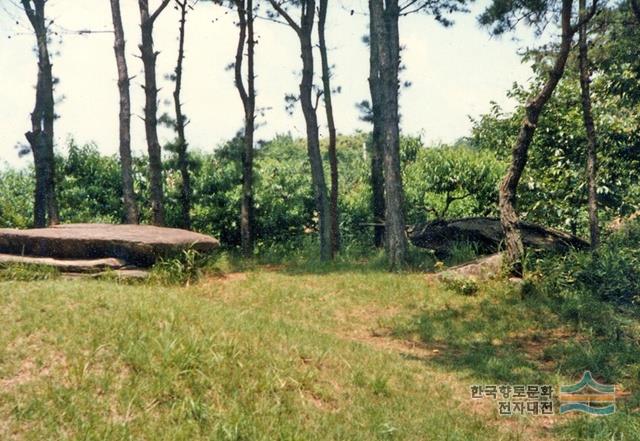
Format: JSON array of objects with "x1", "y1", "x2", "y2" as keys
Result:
[
  {"x1": 531, "y1": 219, "x2": 640, "y2": 305},
  {"x1": 150, "y1": 249, "x2": 216, "y2": 286},
  {"x1": 0, "y1": 168, "x2": 33, "y2": 229},
  {"x1": 441, "y1": 275, "x2": 479, "y2": 296},
  {"x1": 403, "y1": 143, "x2": 504, "y2": 223}
]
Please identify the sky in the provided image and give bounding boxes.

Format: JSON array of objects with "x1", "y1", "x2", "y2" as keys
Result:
[{"x1": 0, "y1": 0, "x2": 536, "y2": 169}]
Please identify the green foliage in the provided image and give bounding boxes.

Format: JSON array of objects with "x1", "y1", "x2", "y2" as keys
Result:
[
  {"x1": 188, "y1": 136, "x2": 246, "y2": 244},
  {"x1": 441, "y1": 275, "x2": 479, "y2": 296},
  {"x1": 254, "y1": 135, "x2": 315, "y2": 247},
  {"x1": 189, "y1": 134, "x2": 316, "y2": 248},
  {"x1": 332, "y1": 133, "x2": 372, "y2": 245},
  {"x1": 471, "y1": 56, "x2": 640, "y2": 236},
  {"x1": 150, "y1": 249, "x2": 216, "y2": 286},
  {"x1": 444, "y1": 240, "x2": 481, "y2": 266},
  {"x1": 478, "y1": 0, "x2": 561, "y2": 36},
  {"x1": 0, "y1": 263, "x2": 60, "y2": 281},
  {"x1": 57, "y1": 140, "x2": 123, "y2": 224},
  {"x1": 531, "y1": 219, "x2": 640, "y2": 306},
  {"x1": 471, "y1": 3, "x2": 640, "y2": 239},
  {"x1": 592, "y1": 5, "x2": 640, "y2": 107},
  {"x1": 1, "y1": 134, "x2": 506, "y2": 255},
  {"x1": 0, "y1": 168, "x2": 33, "y2": 228},
  {"x1": 403, "y1": 143, "x2": 504, "y2": 223}
]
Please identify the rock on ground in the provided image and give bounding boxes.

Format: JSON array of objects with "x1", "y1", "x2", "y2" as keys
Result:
[
  {"x1": 439, "y1": 253, "x2": 503, "y2": 281},
  {"x1": 0, "y1": 254, "x2": 126, "y2": 273},
  {"x1": 61, "y1": 269, "x2": 150, "y2": 280},
  {"x1": 429, "y1": 253, "x2": 504, "y2": 283},
  {"x1": 0, "y1": 224, "x2": 219, "y2": 267},
  {"x1": 409, "y1": 217, "x2": 589, "y2": 256}
]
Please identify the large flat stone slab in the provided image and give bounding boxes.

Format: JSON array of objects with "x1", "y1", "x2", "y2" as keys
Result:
[
  {"x1": 409, "y1": 217, "x2": 589, "y2": 256},
  {"x1": 0, "y1": 224, "x2": 219, "y2": 267},
  {"x1": 61, "y1": 269, "x2": 150, "y2": 280},
  {"x1": 0, "y1": 254, "x2": 126, "y2": 273}
]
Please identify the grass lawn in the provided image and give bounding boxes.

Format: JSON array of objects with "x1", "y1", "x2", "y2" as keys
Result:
[{"x1": 0, "y1": 261, "x2": 638, "y2": 440}]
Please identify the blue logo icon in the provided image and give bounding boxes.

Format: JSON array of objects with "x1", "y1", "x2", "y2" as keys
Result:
[{"x1": 559, "y1": 371, "x2": 615, "y2": 415}]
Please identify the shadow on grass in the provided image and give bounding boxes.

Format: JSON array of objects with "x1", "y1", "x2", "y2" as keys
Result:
[
  {"x1": 393, "y1": 287, "x2": 640, "y2": 390},
  {"x1": 393, "y1": 295, "x2": 558, "y2": 384},
  {"x1": 392, "y1": 285, "x2": 640, "y2": 438}
]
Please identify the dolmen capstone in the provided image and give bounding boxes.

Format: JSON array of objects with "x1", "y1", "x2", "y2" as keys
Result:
[
  {"x1": 0, "y1": 223, "x2": 220, "y2": 268},
  {"x1": 408, "y1": 217, "x2": 589, "y2": 257}
]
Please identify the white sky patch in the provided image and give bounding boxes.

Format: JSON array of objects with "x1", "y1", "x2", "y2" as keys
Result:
[{"x1": 0, "y1": 0, "x2": 534, "y2": 169}]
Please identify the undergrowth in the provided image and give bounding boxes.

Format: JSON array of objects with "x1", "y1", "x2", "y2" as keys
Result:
[{"x1": 0, "y1": 263, "x2": 60, "y2": 281}]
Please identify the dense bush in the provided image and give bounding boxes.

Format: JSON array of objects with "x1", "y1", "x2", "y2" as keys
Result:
[
  {"x1": 0, "y1": 134, "x2": 505, "y2": 251},
  {"x1": 57, "y1": 141, "x2": 124, "y2": 224},
  {"x1": 0, "y1": 168, "x2": 32, "y2": 228},
  {"x1": 530, "y1": 219, "x2": 640, "y2": 306},
  {"x1": 403, "y1": 142, "x2": 504, "y2": 223}
]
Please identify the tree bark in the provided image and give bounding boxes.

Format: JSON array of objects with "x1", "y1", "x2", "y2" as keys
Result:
[
  {"x1": 110, "y1": 0, "x2": 139, "y2": 224},
  {"x1": 173, "y1": 0, "x2": 191, "y2": 230},
  {"x1": 21, "y1": 0, "x2": 59, "y2": 228},
  {"x1": 498, "y1": 0, "x2": 579, "y2": 276},
  {"x1": 138, "y1": 0, "x2": 170, "y2": 226},
  {"x1": 368, "y1": 4, "x2": 385, "y2": 248},
  {"x1": 370, "y1": 0, "x2": 408, "y2": 269},
  {"x1": 40, "y1": 26, "x2": 58, "y2": 228},
  {"x1": 578, "y1": 0, "x2": 599, "y2": 249},
  {"x1": 27, "y1": 132, "x2": 47, "y2": 227},
  {"x1": 370, "y1": 134, "x2": 386, "y2": 248},
  {"x1": 318, "y1": 0, "x2": 340, "y2": 256},
  {"x1": 299, "y1": 5, "x2": 332, "y2": 261},
  {"x1": 269, "y1": 0, "x2": 332, "y2": 261},
  {"x1": 234, "y1": 0, "x2": 256, "y2": 256}
]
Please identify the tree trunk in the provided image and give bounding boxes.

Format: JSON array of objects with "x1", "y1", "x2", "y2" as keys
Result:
[
  {"x1": 173, "y1": 0, "x2": 191, "y2": 230},
  {"x1": 368, "y1": 4, "x2": 385, "y2": 248},
  {"x1": 498, "y1": 0, "x2": 576, "y2": 276},
  {"x1": 269, "y1": 0, "x2": 332, "y2": 261},
  {"x1": 370, "y1": 134, "x2": 385, "y2": 248},
  {"x1": 26, "y1": 130, "x2": 47, "y2": 228},
  {"x1": 21, "y1": 0, "x2": 59, "y2": 227},
  {"x1": 234, "y1": 0, "x2": 256, "y2": 257},
  {"x1": 138, "y1": 0, "x2": 169, "y2": 226},
  {"x1": 110, "y1": 0, "x2": 139, "y2": 224},
  {"x1": 578, "y1": 0, "x2": 599, "y2": 249},
  {"x1": 300, "y1": 24, "x2": 332, "y2": 261},
  {"x1": 370, "y1": 0, "x2": 408, "y2": 269},
  {"x1": 318, "y1": 0, "x2": 340, "y2": 256},
  {"x1": 40, "y1": 32, "x2": 58, "y2": 227}
]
